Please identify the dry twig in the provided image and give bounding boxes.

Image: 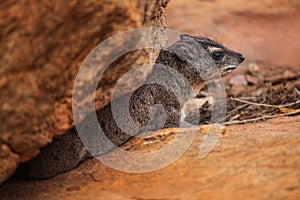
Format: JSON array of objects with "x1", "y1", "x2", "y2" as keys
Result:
[
  {"x1": 230, "y1": 97, "x2": 300, "y2": 108},
  {"x1": 224, "y1": 109, "x2": 300, "y2": 125}
]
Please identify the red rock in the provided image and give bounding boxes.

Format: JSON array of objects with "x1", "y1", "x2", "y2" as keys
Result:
[{"x1": 0, "y1": 0, "x2": 170, "y2": 184}]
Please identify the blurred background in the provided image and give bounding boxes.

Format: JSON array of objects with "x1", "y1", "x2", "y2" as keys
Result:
[{"x1": 166, "y1": 0, "x2": 300, "y2": 70}]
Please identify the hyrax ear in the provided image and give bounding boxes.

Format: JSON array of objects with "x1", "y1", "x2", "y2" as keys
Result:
[
  {"x1": 180, "y1": 34, "x2": 192, "y2": 40},
  {"x1": 172, "y1": 42, "x2": 197, "y2": 64}
]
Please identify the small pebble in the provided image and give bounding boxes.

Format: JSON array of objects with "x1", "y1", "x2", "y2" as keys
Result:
[
  {"x1": 247, "y1": 63, "x2": 260, "y2": 76},
  {"x1": 246, "y1": 74, "x2": 258, "y2": 85},
  {"x1": 229, "y1": 74, "x2": 248, "y2": 86}
]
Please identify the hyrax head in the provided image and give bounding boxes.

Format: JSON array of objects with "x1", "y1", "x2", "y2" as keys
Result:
[{"x1": 180, "y1": 34, "x2": 245, "y2": 77}]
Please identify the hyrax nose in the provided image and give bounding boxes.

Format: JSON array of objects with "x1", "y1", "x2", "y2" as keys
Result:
[{"x1": 238, "y1": 54, "x2": 245, "y2": 63}]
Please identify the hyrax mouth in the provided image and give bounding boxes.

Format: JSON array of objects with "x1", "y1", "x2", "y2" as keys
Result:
[{"x1": 223, "y1": 65, "x2": 237, "y2": 72}]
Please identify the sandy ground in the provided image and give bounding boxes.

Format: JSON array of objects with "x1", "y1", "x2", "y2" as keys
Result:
[{"x1": 1, "y1": 0, "x2": 300, "y2": 199}]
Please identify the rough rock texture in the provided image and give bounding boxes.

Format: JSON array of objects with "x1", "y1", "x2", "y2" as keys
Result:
[
  {"x1": 0, "y1": 0, "x2": 170, "y2": 184},
  {"x1": 0, "y1": 116, "x2": 299, "y2": 199},
  {"x1": 0, "y1": 144, "x2": 19, "y2": 184}
]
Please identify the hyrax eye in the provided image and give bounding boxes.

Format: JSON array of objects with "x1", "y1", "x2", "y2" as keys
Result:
[{"x1": 212, "y1": 51, "x2": 224, "y2": 60}]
